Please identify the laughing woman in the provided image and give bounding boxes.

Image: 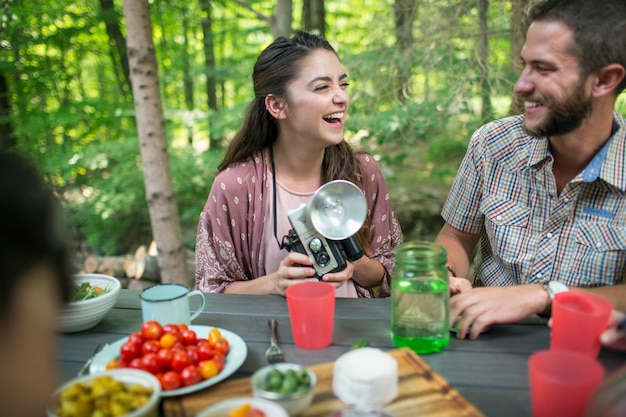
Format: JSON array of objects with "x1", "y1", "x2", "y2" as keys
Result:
[{"x1": 195, "y1": 31, "x2": 402, "y2": 297}]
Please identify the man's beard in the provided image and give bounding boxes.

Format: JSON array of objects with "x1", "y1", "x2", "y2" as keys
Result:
[{"x1": 520, "y1": 81, "x2": 592, "y2": 138}]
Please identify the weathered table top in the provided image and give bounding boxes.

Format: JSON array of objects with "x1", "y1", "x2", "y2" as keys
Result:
[{"x1": 56, "y1": 290, "x2": 626, "y2": 417}]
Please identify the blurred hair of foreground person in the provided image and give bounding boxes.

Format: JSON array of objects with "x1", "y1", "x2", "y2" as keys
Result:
[{"x1": 0, "y1": 150, "x2": 72, "y2": 417}]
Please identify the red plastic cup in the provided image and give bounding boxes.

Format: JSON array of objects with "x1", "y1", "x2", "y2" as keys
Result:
[
  {"x1": 528, "y1": 350, "x2": 605, "y2": 417},
  {"x1": 286, "y1": 281, "x2": 335, "y2": 349},
  {"x1": 551, "y1": 291, "x2": 612, "y2": 358}
]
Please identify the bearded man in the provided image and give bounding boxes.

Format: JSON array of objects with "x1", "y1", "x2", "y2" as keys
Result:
[{"x1": 436, "y1": 0, "x2": 626, "y2": 339}]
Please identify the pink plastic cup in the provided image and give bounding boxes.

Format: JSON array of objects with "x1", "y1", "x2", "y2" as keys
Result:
[
  {"x1": 286, "y1": 281, "x2": 335, "y2": 349},
  {"x1": 529, "y1": 350, "x2": 605, "y2": 417},
  {"x1": 551, "y1": 291, "x2": 612, "y2": 358}
]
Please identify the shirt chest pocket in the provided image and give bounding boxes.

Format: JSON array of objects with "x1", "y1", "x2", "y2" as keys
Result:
[
  {"x1": 480, "y1": 195, "x2": 530, "y2": 262},
  {"x1": 576, "y1": 222, "x2": 626, "y2": 252},
  {"x1": 573, "y1": 222, "x2": 626, "y2": 285}
]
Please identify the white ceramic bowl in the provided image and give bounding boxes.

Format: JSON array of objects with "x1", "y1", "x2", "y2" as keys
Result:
[
  {"x1": 48, "y1": 368, "x2": 161, "y2": 417},
  {"x1": 57, "y1": 273, "x2": 121, "y2": 333},
  {"x1": 196, "y1": 397, "x2": 289, "y2": 417},
  {"x1": 251, "y1": 363, "x2": 316, "y2": 416}
]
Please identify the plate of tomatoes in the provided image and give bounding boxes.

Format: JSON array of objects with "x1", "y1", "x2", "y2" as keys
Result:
[{"x1": 89, "y1": 321, "x2": 248, "y2": 397}]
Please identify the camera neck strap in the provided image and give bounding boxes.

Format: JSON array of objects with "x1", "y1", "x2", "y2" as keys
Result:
[{"x1": 269, "y1": 145, "x2": 287, "y2": 250}]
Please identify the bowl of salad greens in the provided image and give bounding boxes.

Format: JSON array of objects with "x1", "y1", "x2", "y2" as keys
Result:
[{"x1": 57, "y1": 274, "x2": 121, "y2": 333}]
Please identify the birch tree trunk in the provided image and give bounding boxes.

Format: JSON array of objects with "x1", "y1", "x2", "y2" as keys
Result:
[{"x1": 122, "y1": 0, "x2": 189, "y2": 285}]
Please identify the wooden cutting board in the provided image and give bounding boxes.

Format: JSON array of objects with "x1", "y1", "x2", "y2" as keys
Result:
[{"x1": 161, "y1": 348, "x2": 485, "y2": 417}]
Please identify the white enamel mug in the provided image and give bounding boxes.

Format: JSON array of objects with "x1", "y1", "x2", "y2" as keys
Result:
[{"x1": 140, "y1": 283, "x2": 205, "y2": 325}]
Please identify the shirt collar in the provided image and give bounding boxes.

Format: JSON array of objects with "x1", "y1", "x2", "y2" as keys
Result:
[
  {"x1": 585, "y1": 111, "x2": 626, "y2": 191},
  {"x1": 525, "y1": 111, "x2": 626, "y2": 191}
]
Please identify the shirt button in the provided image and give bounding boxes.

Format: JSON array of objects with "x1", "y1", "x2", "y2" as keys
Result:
[
  {"x1": 537, "y1": 273, "x2": 543, "y2": 279},
  {"x1": 564, "y1": 198, "x2": 570, "y2": 203},
  {"x1": 496, "y1": 215, "x2": 503, "y2": 221},
  {"x1": 546, "y1": 232, "x2": 553, "y2": 239},
  {"x1": 596, "y1": 242, "x2": 602, "y2": 248}
]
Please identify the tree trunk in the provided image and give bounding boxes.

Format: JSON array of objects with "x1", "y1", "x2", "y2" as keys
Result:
[
  {"x1": 393, "y1": 0, "x2": 418, "y2": 103},
  {"x1": 478, "y1": 0, "x2": 493, "y2": 121},
  {"x1": 182, "y1": 10, "x2": 195, "y2": 146},
  {"x1": 509, "y1": 0, "x2": 529, "y2": 115},
  {"x1": 200, "y1": 0, "x2": 222, "y2": 151},
  {"x1": 303, "y1": 0, "x2": 325, "y2": 37},
  {"x1": 0, "y1": 72, "x2": 15, "y2": 150},
  {"x1": 270, "y1": 0, "x2": 292, "y2": 39},
  {"x1": 99, "y1": 0, "x2": 132, "y2": 97},
  {"x1": 122, "y1": 0, "x2": 189, "y2": 285}
]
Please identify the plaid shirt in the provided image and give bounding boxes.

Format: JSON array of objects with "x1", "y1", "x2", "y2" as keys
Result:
[{"x1": 442, "y1": 111, "x2": 626, "y2": 288}]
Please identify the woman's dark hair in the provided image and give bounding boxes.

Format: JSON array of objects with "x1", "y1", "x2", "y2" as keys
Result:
[
  {"x1": 0, "y1": 151, "x2": 72, "y2": 316},
  {"x1": 527, "y1": 0, "x2": 626, "y2": 94},
  {"x1": 218, "y1": 31, "x2": 372, "y2": 252}
]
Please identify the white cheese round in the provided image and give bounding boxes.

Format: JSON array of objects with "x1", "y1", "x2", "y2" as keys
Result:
[{"x1": 332, "y1": 348, "x2": 398, "y2": 406}]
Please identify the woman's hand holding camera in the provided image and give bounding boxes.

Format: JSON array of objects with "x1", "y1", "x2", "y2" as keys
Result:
[
  {"x1": 272, "y1": 252, "x2": 319, "y2": 296},
  {"x1": 319, "y1": 261, "x2": 355, "y2": 289}
]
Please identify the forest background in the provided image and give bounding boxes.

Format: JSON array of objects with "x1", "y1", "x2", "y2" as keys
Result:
[{"x1": 2, "y1": 0, "x2": 626, "y2": 284}]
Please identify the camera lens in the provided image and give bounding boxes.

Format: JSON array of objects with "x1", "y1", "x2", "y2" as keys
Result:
[
  {"x1": 316, "y1": 251, "x2": 331, "y2": 267},
  {"x1": 309, "y1": 237, "x2": 323, "y2": 253}
]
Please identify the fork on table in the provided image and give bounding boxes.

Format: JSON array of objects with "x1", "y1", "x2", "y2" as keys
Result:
[
  {"x1": 265, "y1": 319, "x2": 285, "y2": 364},
  {"x1": 78, "y1": 342, "x2": 108, "y2": 376}
]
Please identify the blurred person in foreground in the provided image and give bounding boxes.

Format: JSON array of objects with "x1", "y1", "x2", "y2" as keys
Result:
[
  {"x1": 435, "y1": 0, "x2": 626, "y2": 339},
  {"x1": 0, "y1": 150, "x2": 72, "y2": 417},
  {"x1": 195, "y1": 31, "x2": 402, "y2": 297}
]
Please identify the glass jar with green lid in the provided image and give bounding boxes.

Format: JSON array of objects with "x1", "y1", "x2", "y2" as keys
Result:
[{"x1": 390, "y1": 241, "x2": 450, "y2": 354}]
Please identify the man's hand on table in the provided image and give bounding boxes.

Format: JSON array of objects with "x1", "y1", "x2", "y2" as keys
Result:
[{"x1": 450, "y1": 284, "x2": 550, "y2": 340}]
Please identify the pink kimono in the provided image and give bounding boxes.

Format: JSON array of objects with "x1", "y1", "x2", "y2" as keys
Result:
[{"x1": 195, "y1": 150, "x2": 403, "y2": 297}]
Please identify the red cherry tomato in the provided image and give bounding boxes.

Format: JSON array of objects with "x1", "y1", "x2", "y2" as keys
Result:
[
  {"x1": 186, "y1": 345, "x2": 199, "y2": 364},
  {"x1": 140, "y1": 352, "x2": 161, "y2": 374},
  {"x1": 248, "y1": 409, "x2": 266, "y2": 417},
  {"x1": 171, "y1": 350, "x2": 192, "y2": 373},
  {"x1": 160, "y1": 371, "x2": 182, "y2": 390},
  {"x1": 162, "y1": 323, "x2": 182, "y2": 337},
  {"x1": 197, "y1": 343, "x2": 215, "y2": 361},
  {"x1": 128, "y1": 331, "x2": 144, "y2": 345},
  {"x1": 211, "y1": 353, "x2": 225, "y2": 372},
  {"x1": 181, "y1": 329, "x2": 198, "y2": 346},
  {"x1": 142, "y1": 339, "x2": 161, "y2": 356},
  {"x1": 171, "y1": 341, "x2": 186, "y2": 353},
  {"x1": 156, "y1": 348, "x2": 174, "y2": 371},
  {"x1": 180, "y1": 365, "x2": 202, "y2": 387},
  {"x1": 128, "y1": 357, "x2": 143, "y2": 369},
  {"x1": 141, "y1": 320, "x2": 164, "y2": 340},
  {"x1": 214, "y1": 338, "x2": 230, "y2": 355},
  {"x1": 177, "y1": 323, "x2": 189, "y2": 332},
  {"x1": 120, "y1": 341, "x2": 141, "y2": 363}
]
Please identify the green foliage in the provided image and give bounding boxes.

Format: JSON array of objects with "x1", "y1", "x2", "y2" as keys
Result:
[{"x1": 6, "y1": 0, "x2": 624, "y2": 253}]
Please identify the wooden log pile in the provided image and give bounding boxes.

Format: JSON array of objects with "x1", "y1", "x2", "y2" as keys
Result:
[{"x1": 78, "y1": 241, "x2": 196, "y2": 287}]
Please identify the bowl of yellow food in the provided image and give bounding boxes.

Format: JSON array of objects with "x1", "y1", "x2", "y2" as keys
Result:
[
  {"x1": 251, "y1": 363, "x2": 316, "y2": 416},
  {"x1": 57, "y1": 273, "x2": 121, "y2": 333},
  {"x1": 48, "y1": 368, "x2": 161, "y2": 417}
]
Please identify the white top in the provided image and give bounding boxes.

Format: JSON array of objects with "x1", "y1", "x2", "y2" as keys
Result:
[{"x1": 263, "y1": 171, "x2": 358, "y2": 298}]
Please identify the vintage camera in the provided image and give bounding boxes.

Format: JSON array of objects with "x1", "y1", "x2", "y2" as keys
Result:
[{"x1": 282, "y1": 180, "x2": 366, "y2": 279}]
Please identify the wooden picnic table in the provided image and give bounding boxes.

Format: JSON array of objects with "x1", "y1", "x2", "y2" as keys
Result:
[{"x1": 56, "y1": 289, "x2": 626, "y2": 416}]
